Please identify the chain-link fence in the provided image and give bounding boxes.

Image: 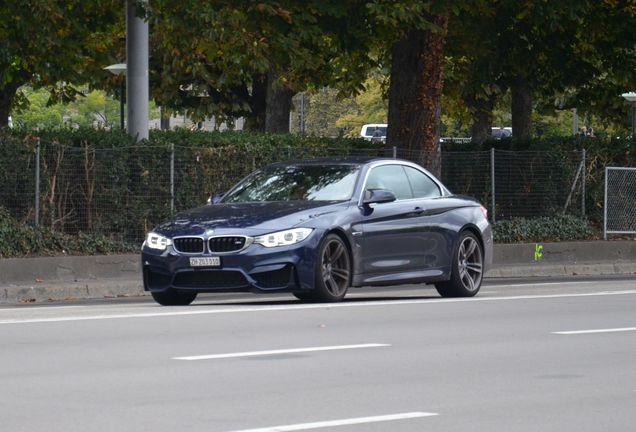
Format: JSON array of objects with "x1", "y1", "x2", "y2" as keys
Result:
[
  {"x1": 0, "y1": 139, "x2": 587, "y2": 244},
  {"x1": 604, "y1": 167, "x2": 636, "y2": 239}
]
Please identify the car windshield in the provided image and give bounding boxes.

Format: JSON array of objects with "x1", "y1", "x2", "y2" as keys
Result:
[{"x1": 222, "y1": 164, "x2": 360, "y2": 203}]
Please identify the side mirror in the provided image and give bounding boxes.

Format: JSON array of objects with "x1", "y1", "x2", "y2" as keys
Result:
[
  {"x1": 362, "y1": 188, "x2": 396, "y2": 205},
  {"x1": 207, "y1": 193, "x2": 225, "y2": 205}
]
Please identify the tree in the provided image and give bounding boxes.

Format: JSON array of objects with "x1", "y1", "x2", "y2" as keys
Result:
[
  {"x1": 366, "y1": 2, "x2": 456, "y2": 176},
  {"x1": 0, "y1": 0, "x2": 121, "y2": 128},
  {"x1": 149, "y1": 1, "x2": 374, "y2": 133},
  {"x1": 445, "y1": 0, "x2": 636, "y2": 139}
]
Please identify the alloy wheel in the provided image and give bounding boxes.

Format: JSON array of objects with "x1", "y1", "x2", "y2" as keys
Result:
[
  {"x1": 320, "y1": 237, "x2": 351, "y2": 297},
  {"x1": 457, "y1": 235, "x2": 483, "y2": 292}
]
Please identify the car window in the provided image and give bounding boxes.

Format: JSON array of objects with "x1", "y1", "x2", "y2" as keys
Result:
[
  {"x1": 365, "y1": 165, "x2": 413, "y2": 200},
  {"x1": 404, "y1": 166, "x2": 441, "y2": 198},
  {"x1": 222, "y1": 165, "x2": 360, "y2": 203}
]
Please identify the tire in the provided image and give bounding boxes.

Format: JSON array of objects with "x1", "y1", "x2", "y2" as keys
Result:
[
  {"x1": 151, "y1": 289, "x2": 198, "y2": 306},
  {"x1": 311, "y1": 233, "x2": 351, "y2": 302},
  {"x1": 435, "y1": 231, "x2": 484, "y2": 298}
]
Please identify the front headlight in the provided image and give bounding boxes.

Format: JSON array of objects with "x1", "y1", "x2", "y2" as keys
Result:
[
  {"x1": 143, "y1": 232, "x2": 173, "y2": 251},
  {"x1": 254, "y1": 228, "x2": 313, "y2": 248}
]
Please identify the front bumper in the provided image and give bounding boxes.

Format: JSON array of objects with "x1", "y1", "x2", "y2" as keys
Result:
[{"x1": 141, "y1": 233, "x2": 322, "y2": 293}]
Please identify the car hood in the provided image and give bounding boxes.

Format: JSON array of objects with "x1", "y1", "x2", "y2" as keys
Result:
[{"x1": 155, "y1": 201, "x2": 348, "y2": 236}]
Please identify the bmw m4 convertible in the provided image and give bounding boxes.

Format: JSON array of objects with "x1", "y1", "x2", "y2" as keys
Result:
[{"x1": 142, "y1": 158, "x2": 493, "y2": 305}]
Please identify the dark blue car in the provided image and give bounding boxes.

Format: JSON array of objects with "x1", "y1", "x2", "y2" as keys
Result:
[{"x1": 142, "y1": 158, "x2": 493, "y2": 305}]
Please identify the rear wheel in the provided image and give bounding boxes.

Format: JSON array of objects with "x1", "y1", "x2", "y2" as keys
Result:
[
  {"x1": 151, "y1": 289, "x2": 198, "y2": 306},
  {"x1": 311, "y1": 234, "x2": 351, "y2": 302},
  {"x1": 435, "y1": 231, "x2": 483, "y2": 297}
]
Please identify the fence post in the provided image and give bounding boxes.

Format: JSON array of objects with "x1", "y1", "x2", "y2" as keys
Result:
[
  {"x1": 35, "y1": 138, "x2": 40, "y2": 226},
  {"x1": 603, "y1": 167, "x2": 608, "y2": 240},
  {"x1": 392, "y1": 146, "x2": 397, "y2": 159},
  {"x1": 491, "y1": 148, "x2": 496, "y2": 223},
  {"x1": 170, "y1": 143, "x2": 175, "y2": 214},
  {"x1": 581, "y1": 148, "x2": 586, "y2": 216}
]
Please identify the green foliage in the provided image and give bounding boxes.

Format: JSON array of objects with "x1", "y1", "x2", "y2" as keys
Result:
[
  {"x1": 0, "y1": 127, "x2": 374, "y2": 245},
  {"x1": 149, "y1": 0, "x2": 377, "y2": 121},
  {"x1": 493, "y1": 215, "x2": 594, "y2": 243},
  {"x1": 0, "y1": 1, "x2": 122, "y2": 122},
  {"x1": 1, "y1": 128, "x2": 632, "y2": 253},
  {"x1": 12, "y1": 87, "x2": 124, "y2": 129},
  {"x1": 444, "y1": 0, "x2": 636, "y2": 134},
  {"x1": 335, "y1": 77, "x2": 388, "y2": 137},
  {"x1": 0, "y1": 206, "x2": 135, "y2": 258}
]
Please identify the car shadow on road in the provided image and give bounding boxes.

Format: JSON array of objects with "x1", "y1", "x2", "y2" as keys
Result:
[{"x1": 192, "y1": 295, "x2": 440, "y2": 307}]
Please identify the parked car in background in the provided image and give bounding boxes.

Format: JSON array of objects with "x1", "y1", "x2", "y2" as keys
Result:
[
  {"x1": 360, "y1": 124, "x2": 387, "y2": 142},
  {"x1": 142, "y1": 158, "x2": 493, "y2": 305},
  {"x1": 492, "y1": 126, "x2": 512, "y2": 139}
]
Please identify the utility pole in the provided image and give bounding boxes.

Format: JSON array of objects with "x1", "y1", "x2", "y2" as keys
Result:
[{"x1": 126, "y1": 0, "x2": 149, "y2": 141}]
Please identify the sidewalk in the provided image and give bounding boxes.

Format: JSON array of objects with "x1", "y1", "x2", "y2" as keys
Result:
[{"x1": 1, "y1": 241, "x2": 635, "y2": 304}]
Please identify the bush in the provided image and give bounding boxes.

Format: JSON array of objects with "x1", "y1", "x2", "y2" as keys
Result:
[
  {"x1": 0, "y1": 207, "x2": 136, "y2": 257},
  {"x1": 493, "y1": 215, "x2": 594, "y2": 243}
]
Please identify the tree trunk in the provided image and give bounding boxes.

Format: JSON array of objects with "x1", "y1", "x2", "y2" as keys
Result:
[
  {"x1": 467, "y1": 93, "x2": 496, "y2": 144},
  {"x1": 511, "y1": 79, "x2": 533, "y2": 139},
  {"x1": 243, "y1": 74, "x2": 267, "y2": 132},
  {"x1": 386, "y1": 15, "x2": 448, "y2": 178},
  {"x1": 0, "y1": 81, "x2": 22, "y2": 128},
  {"x1": 265, "y1": 71, "x2": 292, "y2": 133},
  {"x1": 160, "y1": 107, "x2": 171, "y2": 130}
]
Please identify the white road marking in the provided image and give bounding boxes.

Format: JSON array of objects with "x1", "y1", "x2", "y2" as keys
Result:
[
  {"x1": 501, "y1": 281, "x2": 599, "y2": 288},
  {"x1": 553, "y1": 327, "x2": 636, "y2": 335},
  {"x1": 1, "y1": 290, "x2": 636, "y2": 325},
  {"x1": 0, "y1": 305, "x2": 82, "y2": 312},
  {"x1": 174, "y1": 343, "x2": 390, "y2": 361},
  {"x1": 225, "y1": 412, "x2": 438, "y2": 432}
]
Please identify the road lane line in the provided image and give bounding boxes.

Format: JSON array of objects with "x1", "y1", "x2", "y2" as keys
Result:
[
  {"x1": 497, "y1": 281, "x2": 600, "y2": 288},
  {"x1": 553, "y1": 327, "x2": 636, "y2": 335},
  {"x1": 173, "y1": 343, "x2": 390, "y2": 361},
  {"x1": 225, "y1": 412, "x2": 438, "y2": 431},
  {"x1": 0, "y1": 305, "x2": 83, "y2": 312},
  {"x1": 2, "y1": 290, "x2": 636, "y2": 325}
]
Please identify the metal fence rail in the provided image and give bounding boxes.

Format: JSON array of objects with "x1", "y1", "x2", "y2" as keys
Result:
[
  {"x1": 0, "y1": 139, "x2": 587, "y2": 244},
  {"x1": 604, "y1": 167, "x2": 636, "y2": 239}
]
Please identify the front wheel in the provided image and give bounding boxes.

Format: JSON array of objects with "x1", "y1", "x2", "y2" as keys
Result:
[
  {"x1": 311, "y1": 234, "x2": 351, "y2": 302},
  {"x1": 151, "y1": 289, "x2": 198, "y2": 306},
  {"x1": 435, "y1": 231, "x2": 484, "y2": 297}
]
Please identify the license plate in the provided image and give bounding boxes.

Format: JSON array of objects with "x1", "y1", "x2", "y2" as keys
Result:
[{"x1": 189, "y1": 257, "x2": 221, "y2": 267}]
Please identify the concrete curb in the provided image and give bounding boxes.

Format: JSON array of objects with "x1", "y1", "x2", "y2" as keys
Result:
[{"x1": 1, "y1": 241, "x2": 634, "y2": 304}]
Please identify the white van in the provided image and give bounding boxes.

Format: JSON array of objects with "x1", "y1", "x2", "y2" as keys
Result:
[{"x1": 360, "y1": 123, "x2": 387, "y2": 142}]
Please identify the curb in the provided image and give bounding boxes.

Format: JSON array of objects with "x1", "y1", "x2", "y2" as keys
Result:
[
  {"x1": 1, "y1": 280, "x2": 147, "y2": 304},
  {"x1": 487, "y1": 262, "x2": 636, "y2": 278}
]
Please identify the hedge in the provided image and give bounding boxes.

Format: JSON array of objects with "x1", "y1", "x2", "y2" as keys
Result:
[
  {"x1": 0, "y1": 207, "x2": 136, "y2": 257},
  {"x1": 492, "y1": 215, "x2": 595, "y2": 243},
  {"x1": 0, "y1": 127, "x2": 633, "y2": 248}
]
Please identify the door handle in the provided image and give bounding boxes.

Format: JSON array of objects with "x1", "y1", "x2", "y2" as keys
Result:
[{"x1": 413, "y1": 207, "x2": 425, "y2": 215}]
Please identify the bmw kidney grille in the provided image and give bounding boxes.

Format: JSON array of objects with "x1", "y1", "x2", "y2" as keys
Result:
[
  {"x1": 209, "y1": 236, "x2": 246, "y2": 253},
  {"x1": 173, "y1": 237, "x2": 204, "y2": 254}
]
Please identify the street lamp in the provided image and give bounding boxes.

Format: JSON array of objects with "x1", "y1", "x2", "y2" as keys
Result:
[
  {"x1": 104, "y1": 63, "x2": 127, "y2": 130},
  {"x1": 621, "y1": 92, "x2": 636, "y2": 137}
]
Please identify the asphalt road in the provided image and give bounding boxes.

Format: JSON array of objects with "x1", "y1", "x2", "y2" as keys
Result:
[{"x1": 1, "y1": 277, "x2": 635, "y2": 432}]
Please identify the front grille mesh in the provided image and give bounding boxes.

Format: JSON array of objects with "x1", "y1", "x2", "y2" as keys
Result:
[
  {"x1": 173, "y1": 237, "x2": 204, "y2": 253},
  {"x1": 209, "y1": 236, "x2": 246, "y2": 253}
]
